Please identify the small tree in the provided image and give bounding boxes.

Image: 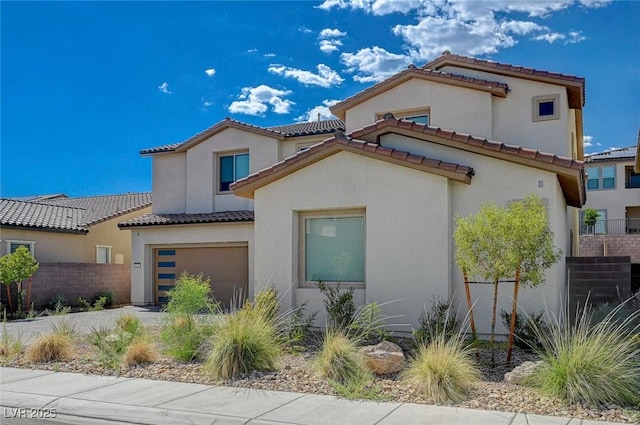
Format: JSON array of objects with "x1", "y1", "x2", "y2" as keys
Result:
[
  {"x1": 582, "y1": 208, "x2": 600, "y2": 234},
  {"x1": 454, "y1": 195, "x2": 561, "y2": 364},
  {"x1": 0, "y1": 246, "x2": 40, "y2": 316}
]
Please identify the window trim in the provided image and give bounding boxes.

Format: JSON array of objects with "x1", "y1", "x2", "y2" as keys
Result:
[
  {"x1": 532, "y1": 94, "x2": 560, "y2": 122},
  {"x1": 625, "y1": 166, "x2": 640, "y2": 189},
  {"x1": 96, "y1": 245, "x2": 112, "y2": 264},
  {"x1": 5, "y1": 240, "x2": 36, "y2": 256},
  {"x1": 586, "y1": 165, "x2": 616, "y2": 191},
  {"x1": 298, "y1": 209, "x2": 366, "y2": 289},
  {"x1": 217, "y1": 150, "x2": 250, "y2": 194}
]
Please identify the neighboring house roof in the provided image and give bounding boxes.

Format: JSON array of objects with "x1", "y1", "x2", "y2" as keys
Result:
[
  {"x1": 231, "y1": 130, "x2": 475, "y2": 199},
  {"x1": 584, "y1": 145, "x2": 637, "y2": 163},
  {"x1": 423, "y1": 52, "x2": 585, "y2": 109},
  {"x1": 8, "y1": 193, "x2": 69, "y2": 202},
  {"x1": 330, "y1": 65, "x2": 508, "y2": 120},
  {"x1": 232, "y1": 117, "x2": 585, "y2": 207},
  {"x1": 140, "y1": 117, "x2": 345, "y2": 155},
  {"x1": 0, "y1": 199, "x2": 87, "y2": 234},
  {"x1": 118, "y1": 210, "x2": 254, "y2": 228},
  {"x1": 0, "y1": 193, "x2": 152, "y2": 233}
]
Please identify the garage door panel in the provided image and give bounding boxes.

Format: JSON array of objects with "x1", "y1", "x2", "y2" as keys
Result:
[{"x1": 154, "y1": 246, "x2": 248, "y2": 308}]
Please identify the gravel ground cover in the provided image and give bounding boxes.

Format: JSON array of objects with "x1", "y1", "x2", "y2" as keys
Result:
[{"x1": 3, "y1": 325, "x2": 638, "y2": 424}]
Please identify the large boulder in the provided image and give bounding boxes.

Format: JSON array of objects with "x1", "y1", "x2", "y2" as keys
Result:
[
  {"x1": 504, "y1": 360, "x2": 543, "y2": 385},
  {"x1": 361, "y1": 341, "x2": 405, "y2": 375}
]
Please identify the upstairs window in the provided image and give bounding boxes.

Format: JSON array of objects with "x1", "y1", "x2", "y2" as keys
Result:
[
  {"x1": 626, "y1": 166, "x2": 640, "y2": 189},
  {"x1": 219, "y1": 152, "x2": 249, "y2": 192},
  {"x1": 586, "y1": 165, "x2": 616, "y2": 190},
  {"x1": 377, "y1": 108, "x2": 430, "y2": 126},
  {"x1": 532, "y1": 94, "x2": 560, "y2": 122},
  {"x1": 403, "y1": 114, "x2": 429, "y2": 125}
]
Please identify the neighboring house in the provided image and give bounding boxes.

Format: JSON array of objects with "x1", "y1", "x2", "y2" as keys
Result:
[
  {"x1": 579, "y1": 135, "x2": 640, "y2": 292},
  {"x1": 1, "y1": 193, "x2": 152, "y2": 264},
  {"x1": 123, "y1": 52, "x2": 586, "y2": 333}
]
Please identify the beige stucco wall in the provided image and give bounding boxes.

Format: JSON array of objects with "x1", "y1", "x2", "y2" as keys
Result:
[
  {"x1": 439, "y1": 65, "x2": 572, "y2": 158},
  {"x1": 151, "y1": 128, "x2": 281, "y2": 215},
  {"x1": 129, "y1": 222, "x2": 254, "y2": 305},
  {"x1": 252, "y1": 135, "x2": 571, "y2": 333},
  {"x1": 1, "y1": 207, "x2": 150, "y2": 264},
  {"x1": 254, "y1": 150, "x2": 452, "y2": 331},
  {"x1": 344, "y1": 79, "x2": 493, "y2": 139},
  {"x1": 583, "y1": 159, "x2": 640, "y2": 220}
]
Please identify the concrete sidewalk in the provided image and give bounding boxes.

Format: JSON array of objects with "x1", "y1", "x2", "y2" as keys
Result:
[{"x1": 0, "y1": 367, "x2": 622, "y2": 425}]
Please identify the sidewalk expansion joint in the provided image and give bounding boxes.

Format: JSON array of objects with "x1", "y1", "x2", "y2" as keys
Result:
[
  {"x1": 372, "y1": 401, "x2": 404, "y2": 425},
  {"x1": 247, "y1": 392, "x2": 307, "y2": 423}
]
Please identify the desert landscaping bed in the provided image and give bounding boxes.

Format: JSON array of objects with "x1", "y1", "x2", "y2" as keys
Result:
[{"x1": 3, "y1": 328, "x2": 637, "y2": 424}]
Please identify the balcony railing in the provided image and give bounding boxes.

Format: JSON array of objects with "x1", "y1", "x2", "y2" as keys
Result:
[{"x1": 579, "y1": 218, "x2": 640, "y2": 235}]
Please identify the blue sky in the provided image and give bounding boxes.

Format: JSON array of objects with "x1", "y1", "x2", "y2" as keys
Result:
[{"x1": 1, "y1": 0, "x2": 638, "y2": 197}]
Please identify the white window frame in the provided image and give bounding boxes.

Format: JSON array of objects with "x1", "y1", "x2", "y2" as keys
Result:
[
  {"x1": 298, "y1": 209, "x2": 366, "y2": 289},
  {"x1": 96, "y1": 245, "x2": 112, "y2": 264},
  {"x1": 532, "y1": 94, "x2": 560, "y2": 122},
  {"x1": 5, "y1": 240, "x2": 36, "y2": 256},
  {"x1": 586, "y1": 165, "x2": 616, "y2": 191},
  {"x1": 217, "y1": 150, "x2": 250, "y2": 193}
]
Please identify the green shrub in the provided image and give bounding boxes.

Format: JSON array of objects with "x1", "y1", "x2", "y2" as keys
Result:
[
  {"x1": 314, "y1": 330, "x2": 372, "y2": 390},
  {"x1": 163, "y1": 272, "x2": 218, "y2": 314},
  {"x1": 0, "y1": 321, "x2": 23, "y2": 362},
  {"x1": 116, "y1": 314, "x2": 144, "y2": 338},
  {"x1": 88, "y1": 325, "x2": 139, "y2": 369},
  {"x1": 204, "y1": 308, "x2": 281, "y2": 380},
  {"x1": 318, "y1": 282, "x2": 355, "y2": 331},
  {"x1": 50, "y1": 318, "x2": 77, "y2": 338},
  {"x1": 500, "y1": 309, "x2": 547, "y2": 350},
  {"x1": 160, "y1": 313, "x2": 214, "y2": 361},
  {"x1": 95, "y1": 290, "x2": 115, "y2": 308},
  {"x1": 253, "y1": 286, "x2": 279, "y2": 324},
  {"x1": 528, "y1": 301, "x2": 640, "y2": 406},
  {"x1": 413, "y1": 297, "x2": 458, "y2": 346},
  {"x1": 45, "y1": 294, "x2": 70, "y2": 315},
  {"x1": 403, "y1": 331, "x2": 481, "y2": 403},
  {"x1": 278, "y1": 301, "x2": 317, "y2": 349}
]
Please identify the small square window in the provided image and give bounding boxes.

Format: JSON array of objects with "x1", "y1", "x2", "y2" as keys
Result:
[
  {"x1": 532, "y1": 94, "x2": 560, "y2": 122},
  {"x1": 96, "y1": 246, "x2": 112, "y2": 264}
]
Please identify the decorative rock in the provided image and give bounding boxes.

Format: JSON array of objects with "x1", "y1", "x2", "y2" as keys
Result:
[
  {"x1": 361, "y1": 341, "x2": 405, "y2": 375},
  {"x1": 504, "y1": 360, "x2": 543, "y2": 385}
]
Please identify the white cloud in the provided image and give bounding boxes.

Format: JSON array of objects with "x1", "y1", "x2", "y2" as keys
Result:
[
  {"x1": 228, "y1": 85, "x2": 294, "y2": 116},
  {"x1": 299, "y1": 26, "x2": 313, "y2": 33},
  {"x1": 264, "y1": 53, "x2": 277, "y2": 58},
  {"x1": 247, "y1": 48, "x2": 258, "y2": 53},
  {"x1": 341, "y1": 46, "x2": 412, "y2": 83},
  {"x1": 295, "y1": 99, "x2": 341, "y2": 122},
  {"x1": 583, "y1": 135, "x2": 593, "y2": 148},
  {"x1": 157, "y1": 82, "x2": 171, "y2": 94},
  {"x1": 268, "y1": 64, "x2": 344, "y2": 88},
  {"x1": 320, "y1": 39, "x2": 343, "y2": 53},
  {"x1": 204, "y1": 68, "x2": 216, "y2": 77},
  {"x1": 319, "y1": 28, "x2": 347, "y2": 38},
  {"x1": 319, "y1": 0, "x2": 604, "y2": 62}
]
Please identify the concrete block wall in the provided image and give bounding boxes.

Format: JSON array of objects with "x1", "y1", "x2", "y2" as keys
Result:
[
  {"x1": 1, "y1": 263, "x2": 131, "y2": 310},
  {"x1": 579, "y1": 234, "x2": 640, "y2": 263}
]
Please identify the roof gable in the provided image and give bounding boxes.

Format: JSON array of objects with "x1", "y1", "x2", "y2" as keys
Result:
[
  {"x1": 140, "y1": 118, "x2": 346, "y2": 155},
  {"x1": 424, "y1": 52, "x2": 585, "y2": 109},
  {"x1": 330, "y1": 65, "x2": 508, "y2": 120},
  {"x1": 350, "y1": 118, "x2": 585, "y2": 207},
  {"x1": 231, "y1": 133, "x2": 474, "y2": 199}
]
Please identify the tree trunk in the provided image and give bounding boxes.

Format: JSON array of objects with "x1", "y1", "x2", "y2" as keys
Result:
[
  {"x1": 463, "y1": 272, "x2": 477, "y2": 341},
  {"x1": 490, "y1": 277, "x2": 499, "y2": 367},
  {"x1": 26, "y1": 276, "x2": 33, "y2": 311},
  {"x1": 506, "y1": 267, "x2": 521, "y2": 363},
  {"x1": 5, "y1": 284, "x2": 13, "y2": 315}
]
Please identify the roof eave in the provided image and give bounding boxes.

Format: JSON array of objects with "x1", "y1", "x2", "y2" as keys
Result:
[{"x1": 0, "y1": 224, "x2": 88, "y2": 235}]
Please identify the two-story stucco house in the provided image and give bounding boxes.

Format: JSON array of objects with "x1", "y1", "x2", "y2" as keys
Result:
[{"x1": 121, "y1": 52, "x2": 586, "y2": 333}]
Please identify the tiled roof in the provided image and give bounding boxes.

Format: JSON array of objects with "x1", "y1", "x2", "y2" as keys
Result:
[
  {"x1": 231, "y1": 132, "x2": 475, "y2": 199},
  {"x1": 330, "y1": 65, "x2": 509, "y2": 120},
  {"x1": 584, "y1": 145, "x2": 637, "y2": 163},
  {"x1": 0, "y1": 193, "x2": 152, "y2": 233},
  {"x1": 424, "y1": 52, "x2": 585, "y2": 108},
  {"x1": 141, "y1": 118, "x2": 345, "y2": 155},
  {"x1": 267, "y1": 119, "x2": 345, "y2": 136},
  {"x1": 118, "y1": 210, "x2": 254, "y2": 228},
  {"x1": 0, "y1": 199, "x2": 87, "y2": 233},
  {"x1": 232, "y1": 117, "x2": 585, "y2": 207}
]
